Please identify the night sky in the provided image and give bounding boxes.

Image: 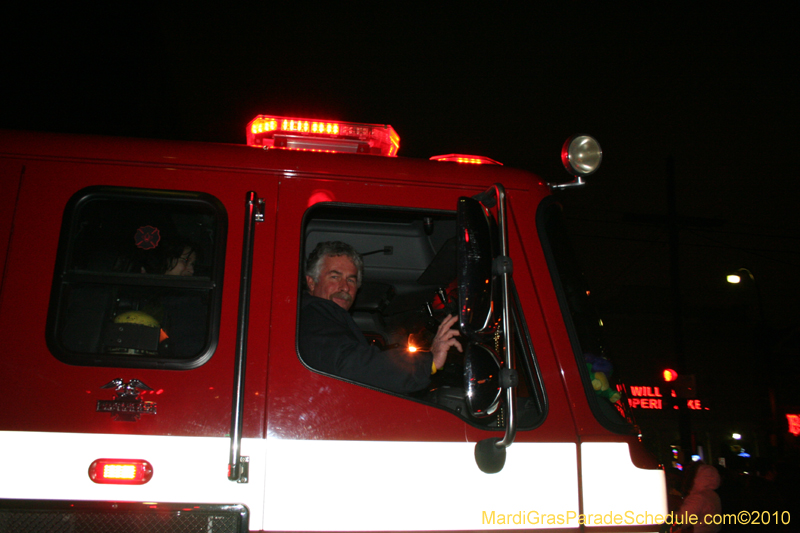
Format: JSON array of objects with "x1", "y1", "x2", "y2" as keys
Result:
[{"x1": 4, "y1": 5, "x2": 798, "y2": 436}]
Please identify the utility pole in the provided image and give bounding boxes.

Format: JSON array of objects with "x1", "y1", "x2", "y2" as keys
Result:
[
  {"x1": 666, "y1": 156, "x2": 694, "y2": 458},
  {"x1": 624, "y1": 158, "x2": 724, "y2": 463}
]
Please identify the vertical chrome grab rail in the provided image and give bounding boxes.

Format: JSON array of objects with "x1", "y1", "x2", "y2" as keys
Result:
[
  {"x1": 492, "y1": 183, "x2": 517, "y2": 449},
  {"x1": 228, "y1": 191, "x2": 262, "y2": 482},
  {"x1": 471, "y1": 183, "x2": 518, "y2": 473}
]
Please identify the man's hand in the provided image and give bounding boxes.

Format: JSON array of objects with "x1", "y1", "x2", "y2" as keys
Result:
[{"x1": 431, "y1": 314, "x2": 462, "y2": 370}]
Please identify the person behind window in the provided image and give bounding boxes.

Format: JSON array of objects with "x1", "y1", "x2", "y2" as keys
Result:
[
  {"x1": 300, "y1": 241, "x2": 462, "y2": 394},
  {"x1": 150, "y1": 241, "x2": 204, "y2": 357},
  {"x1": 109, "y1": 232, "x2": 205, "y2": 358},
  {"x1": 164, "y1": 245, "x2": 197, "y2": 276},
  {"x1": 116, "y1": 238, "x2": 199, "y2": 276}
]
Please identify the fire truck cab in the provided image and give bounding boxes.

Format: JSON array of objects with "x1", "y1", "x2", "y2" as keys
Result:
[{"x1": 0, "y1": 117, "x2": 667, "y2": 532}]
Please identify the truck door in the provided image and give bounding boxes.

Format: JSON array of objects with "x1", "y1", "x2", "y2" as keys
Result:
[
  {"x1": 0, "y1": 155, "x2": 277, "y2": 524},
  {"x1": 0, "y1": 158, "x2": 22, "y2": 281},
  {"x1": 257, "y1": 176, "x2": 583, "y2": 532}
]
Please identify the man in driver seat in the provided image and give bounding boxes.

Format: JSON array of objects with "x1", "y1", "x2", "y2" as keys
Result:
[{"x1": 300, "y1": 241, "x2": 461, "y2": 393}]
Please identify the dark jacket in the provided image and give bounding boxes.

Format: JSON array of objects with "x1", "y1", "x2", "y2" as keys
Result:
[{"x1": 299, "y1": 293, "x2": 433, "y2": 393}]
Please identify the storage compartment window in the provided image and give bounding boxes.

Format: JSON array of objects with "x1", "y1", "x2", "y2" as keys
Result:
[
  {"x1": 297, "y1": 204, "x2": 545, "y2": 431},
  {"x1": 46, "y1": 187, "x2": 227, "y2": 369}
]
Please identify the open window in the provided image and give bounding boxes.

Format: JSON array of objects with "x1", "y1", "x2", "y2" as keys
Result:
[
  {"x1": 46, "y1": 186, "x2": 227, "y2": 369},
  {"x1": 297, "y1": 198, "x2": 545, "y2": 432}
]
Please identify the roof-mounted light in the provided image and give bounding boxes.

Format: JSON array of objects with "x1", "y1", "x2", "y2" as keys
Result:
[
  {"x1": 562, "y1": 135, "x2": 602, "y2": 176},
  {"x1": 430, "y1": 154, "x2": 503, "y2": 165},
  {"x1": 246, "y1": 115, "x2": 400, "y2": 157},
  {"x1": 549, "y1": 135, "x2": 603, "y2": 189}
]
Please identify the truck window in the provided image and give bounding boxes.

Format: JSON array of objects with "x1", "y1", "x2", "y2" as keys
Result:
[
  {"x1": 538, "y1": 198, "x2": 634, "y2": 433},
  {"x1": 297, "y1": 204, "x2": 545, "y2": 430},
  {"x1": 46, "y1": 187, "x2": 227, "y2": 369}
]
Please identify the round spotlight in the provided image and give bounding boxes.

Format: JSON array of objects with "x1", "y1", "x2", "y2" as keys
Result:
[{"x1": 562, "y1": 135, "x2": 603, "y2": 177}]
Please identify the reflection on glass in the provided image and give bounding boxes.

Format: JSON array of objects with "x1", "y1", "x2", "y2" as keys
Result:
[
  {"x1": 49, "y1": 189, "x2": 224, "y2": 368},
  {"x1": 539, "y1": 200, "x2": 632, "y2": 430}
]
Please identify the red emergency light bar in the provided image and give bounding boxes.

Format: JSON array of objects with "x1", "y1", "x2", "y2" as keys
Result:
[
  {"x1": 430, "y1": 154, "x2": 502, "y2": 165},
  {"x1": 247, "y1": 115, "x2": 400, "y2": 157},
  {"x1": 88, "y1": 458, "x2": 153, "y2": 485}
]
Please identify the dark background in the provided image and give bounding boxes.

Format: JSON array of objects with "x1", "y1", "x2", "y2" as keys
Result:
[{"x1": 3, "y1": 4, "x2": 798, "y2": 462}]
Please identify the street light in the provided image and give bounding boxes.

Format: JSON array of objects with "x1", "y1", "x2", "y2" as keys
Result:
[
  {"x1": 726, "y1": 267, "x2": 764, "y2": 321},
  {"x1": 727, "y1": 267, "x2": 776, "y2": 454},
  {"x1": 726, "y1": 267, "x2": 754, "y2": 285}
]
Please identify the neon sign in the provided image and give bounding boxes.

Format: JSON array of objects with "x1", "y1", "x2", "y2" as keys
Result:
[
  {"x1": 619, "y1": 385, "x2": 708, "y2": 411},
  {"x1": 787, "y1": 414, "x2": 800, "y2": 436}
]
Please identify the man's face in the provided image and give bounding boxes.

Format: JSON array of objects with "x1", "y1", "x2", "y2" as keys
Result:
[{"x1": 306, "y1": 254, "x2": 358, "y2": 311}]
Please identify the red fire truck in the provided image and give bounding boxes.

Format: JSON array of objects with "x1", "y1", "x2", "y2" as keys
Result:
[{"x1": 0, "y1": 117, "x2": 667, "y2": 532}]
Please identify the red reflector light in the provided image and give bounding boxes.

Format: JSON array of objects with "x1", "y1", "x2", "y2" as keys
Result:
[
  {"x1": 430, "y1": 154, "x2": 502, "y2": 165},
  {"x1": 247, "y1": 115, "x2": 400, "y2": 157},
  {"x1": 89, "y1": 458, "x2": 153, "y2": 485}
]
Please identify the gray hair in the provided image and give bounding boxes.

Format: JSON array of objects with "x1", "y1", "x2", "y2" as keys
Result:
[{"x1": 305, "y1": 241, "x2": 363, "y2": 288}]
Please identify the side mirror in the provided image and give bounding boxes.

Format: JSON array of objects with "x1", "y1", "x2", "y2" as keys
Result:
[
  {"x1": 458, "y1": 185, "x2": 518, "y2": 474},
  {"x1": 457, "y1": 197, "x2": 494, "y2": 335},
  {"x1": 464, "y1": 342, "x2": 502, "y2": 417}
]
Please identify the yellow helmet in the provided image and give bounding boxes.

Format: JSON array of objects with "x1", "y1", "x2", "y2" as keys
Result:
[{"x1": 114, "y1": 310, "x2": 160, "y2": 329}]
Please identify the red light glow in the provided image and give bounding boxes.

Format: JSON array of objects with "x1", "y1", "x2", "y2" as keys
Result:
[
  {"x1": 788, "y1": 414, "x2": 800, "y2": 436},
  {"x1": 663, "y1": 369, "x2": 678, "y2": 382},
  {"x1": 307, "y1": 189, "x2": 335, "y2": 207},
  {"x1": 104, "y1": 464, "x2": 137, "y2": 479},
  {"x1": 625, "y1": 384, "x2": 708, "y2": 411},
  {"x1": 89, "y1": 458, "x2": 153, "y2": 485},
  {"x1": 430, "y1": 154, "x2": 503, "y2": 165},
  {"x1": 246, "y1": 115, "x2": 399, "y2": 157}
]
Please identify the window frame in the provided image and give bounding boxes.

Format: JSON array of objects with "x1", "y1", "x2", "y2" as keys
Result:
[
  {"x1": 45, "y1": 186, "x2": 227, "y2": 370},
  {"x1": 296, "y1": 201, "x2": 546, "y2": 431}
]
